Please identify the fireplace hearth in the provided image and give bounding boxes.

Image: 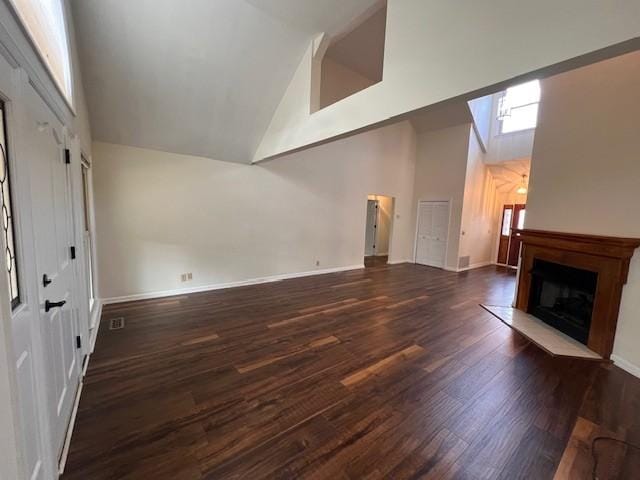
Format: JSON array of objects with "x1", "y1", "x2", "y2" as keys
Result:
[{"x1": 515, "y1": 230, "x2": 640, "y2": 359}]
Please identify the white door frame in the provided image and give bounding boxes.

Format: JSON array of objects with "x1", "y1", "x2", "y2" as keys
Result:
[{"x1": 413, "y1": 199, "x2": 451, "y2": 268}]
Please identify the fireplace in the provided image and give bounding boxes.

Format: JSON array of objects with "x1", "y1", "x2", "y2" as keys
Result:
[
  {"x1": 515, "y1": 230, "x2": 640, "y2": 359},
  {"x1": 528, "y1": 259, "x2": 597, "y2": 345}
]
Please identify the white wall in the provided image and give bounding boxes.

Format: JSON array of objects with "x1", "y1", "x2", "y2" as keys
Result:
[
  {"x1": 412, "y1": 123, "x2": 470, "y2": 270},
  {"x1": 459, "y1": 129, "x2": 497, "y2": 269},
  {"x1": 526, "y1": 51, "x2": 640, "y2": 376},
  {"x1": 255, "y1": 0, "x2": 640, "y2": 162},
  {"x1": 468, "y1": 95, "x2": 492, "y2": 150},
  {"x1": 93, "y1": 121, "x2": 416, "y2": 300}
]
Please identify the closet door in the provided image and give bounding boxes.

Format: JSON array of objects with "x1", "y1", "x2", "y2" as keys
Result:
[{"x1": 416, "y1": 201, "x2": 449, "y2": 268}]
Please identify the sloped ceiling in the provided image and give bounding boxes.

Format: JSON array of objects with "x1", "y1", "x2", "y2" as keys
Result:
[{"x1": 71, "y1": 0, "x2": 381, "y2": 163}]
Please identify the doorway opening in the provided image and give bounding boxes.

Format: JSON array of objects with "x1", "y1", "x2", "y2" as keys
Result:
[
  {"x1": 497, "y1": 203, "x2": 526, "y2": 267},
  {"x1": 364, "y1": 194, "x2": 394, "y2": 267}
]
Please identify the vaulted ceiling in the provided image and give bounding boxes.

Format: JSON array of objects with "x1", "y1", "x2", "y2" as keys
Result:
[
  {"x1": 488, "y1": 159, "x2": 531, "y2": 194},
  {"x1": 71, "y1": 0, "x2": 382, "y2": 163}
]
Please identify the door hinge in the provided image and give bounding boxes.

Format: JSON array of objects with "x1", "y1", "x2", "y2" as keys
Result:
[
  {"x1": 64, "y1": 148, "x2": 71, "y2": 164},
  {"x1": 76, "y1": 335, "x2": 82, "y2": 349},
  {"x1": 70, "y1": 246, "x2": 76, "y2": 259}
]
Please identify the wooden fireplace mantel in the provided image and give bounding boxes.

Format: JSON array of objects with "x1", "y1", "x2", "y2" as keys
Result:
[{"x1": 515, "y1": 229, "x2": 640, "y2": 359}]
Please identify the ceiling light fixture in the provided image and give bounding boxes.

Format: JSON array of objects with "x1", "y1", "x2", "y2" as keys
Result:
[{"x1": 516, "y1": 174, "x2": 528, "y2": 195}]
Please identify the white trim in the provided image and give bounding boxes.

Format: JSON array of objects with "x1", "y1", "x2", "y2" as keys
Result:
[
  {"x1": 456, "y1": 260, "x2": 494, "y2": 272},
  {"x1": 443, "y1": 261, "x2": 494, "y2": 273},
  {"x1": 374, "y1": 251, "x2": 389, "y2": 257},
  {"x1": 102, "y1": 264, "x2": 365, "y2": 305},
  {"x1": 57, "y1": 381, "x2": 82, "y2": 475},
  {"x1": 88, "y1": 300, "x2": 102, "y2": 354},
  {"x1": 387, "y1": 259, "x2": 410, "y2": 265},
  {"x1": 611, "y1": 354, "x2": 640, "y2": 379}
]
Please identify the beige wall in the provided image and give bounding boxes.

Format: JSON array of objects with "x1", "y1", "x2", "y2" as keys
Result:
[
  {"x1": 93, "y1": 121, "x2": 416, "y2": 300},
  {"x1": 65, "y1": 0, "x2": 93, "y2": 154},
  {"x1": 412, "y1": 124, "x2": 471, "y2": 270},
  {"x1": 320, "y1": 57, "x2": 375, "y2": 110},
  {"x1": 527, "y1": 51, "x2": 640, "y2": 375},
  {"x1": 459, "y1": 129, "x2": 497, "y2": 268}
]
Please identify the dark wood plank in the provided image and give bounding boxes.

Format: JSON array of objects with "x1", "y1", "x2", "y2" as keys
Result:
[{"x1": 61, "y1": 264, "x2": 640, "y2": 480}]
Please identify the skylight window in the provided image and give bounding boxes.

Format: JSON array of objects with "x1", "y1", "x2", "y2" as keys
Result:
[
  {"x1": 9, "y1": 0, "x2": 73, "y2": 105},
  {"x1": 498, "y1": 80, "x2": 540, "y2": 134}
]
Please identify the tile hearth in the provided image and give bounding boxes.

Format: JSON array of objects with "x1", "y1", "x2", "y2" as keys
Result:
[{"x1": 481, "y1": 304, "x2": 602, "y2": 360}]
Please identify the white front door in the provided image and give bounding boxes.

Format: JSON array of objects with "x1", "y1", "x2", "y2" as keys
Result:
[
  {"x1": 26, "y1": 91, "x2": 81, "y2": 459},
  {"x1": 415, "y1": 201, "x2": 449, "y2": 268}
]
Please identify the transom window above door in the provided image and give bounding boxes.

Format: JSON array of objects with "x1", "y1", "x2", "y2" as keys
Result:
[{"x1": 9, "y1": 0, "x2": 73, "y2": 105}]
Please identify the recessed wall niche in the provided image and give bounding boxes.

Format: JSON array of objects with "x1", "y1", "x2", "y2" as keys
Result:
[{"x1": 312, "y1": 2, "x2": 387, "y2": 112}]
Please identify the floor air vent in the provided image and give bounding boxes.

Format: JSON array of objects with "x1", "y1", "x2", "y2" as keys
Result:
[{"x1": 109, "y1": 317, "x2": 125, "y2": 330}]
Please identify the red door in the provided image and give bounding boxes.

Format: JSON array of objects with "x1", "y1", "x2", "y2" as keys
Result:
[
  {"x1": 507, "y1": 204, "x2": 526, "y2": 266},
  {"x1": 497, "y1": 204, "x2": 526, "y2": 266},
  {"x1": 497, "y1": 204, "x2": 513, "y2": 265}
]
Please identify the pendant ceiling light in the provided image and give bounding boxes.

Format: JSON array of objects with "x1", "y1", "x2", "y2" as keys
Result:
[{"x1": 516, "y1": 174, "x2": 528, "y2": 195}]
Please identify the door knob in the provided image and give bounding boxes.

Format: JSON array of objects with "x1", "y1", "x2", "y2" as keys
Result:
[
  {"x1": 42, "y1": 274, "x2": 52, "y2": 287},
  {"x1": 45, "y1": 300, "x2": 66, "y2": 312}
]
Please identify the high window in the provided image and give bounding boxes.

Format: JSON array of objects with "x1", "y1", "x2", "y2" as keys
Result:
[
  {"x1": 0, "y1": 103, "x2": 21, "y2": 309},
  {"x1": 9, "y1": 0, "x2": 73, "y2": 105},
  {"x1": 498, "y1": 80, "x2": 540, "y2": 134}
]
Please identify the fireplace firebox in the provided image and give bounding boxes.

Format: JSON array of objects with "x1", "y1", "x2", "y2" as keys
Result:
[{"x1": 528, "y1": 259, "x2": 597, "y2": 345}]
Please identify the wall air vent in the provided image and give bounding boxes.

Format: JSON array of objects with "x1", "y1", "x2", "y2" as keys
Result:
[
  {"x1": 109, "y1": 317, "x2": 125, "y2": 330},
  {"x1": 458, "y1": 256, "x2": 470, "y2": 269}
]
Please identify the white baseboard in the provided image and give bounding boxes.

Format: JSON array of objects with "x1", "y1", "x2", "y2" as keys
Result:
[
  {"x1": 446, "y1": 261, "x2": 494, "y2": 273},
  {"x1": 387, "y1": 259, "x2": 411, "y2": 265},
  {"x1": 611, "y1": 354, "x2": 640, "y2": 379},
  {"x1": 374, "y1": 252, "x2": 389, "y2": 257},
  {"x1": 102, "y1": 264, "x2": 365, "y2": 305},
  {"x1": 457, "y1": 261, "x2": 494, "y2": 272},
  {"x1": 89, "y1": 300, "x2": 102, "y2": 354}
]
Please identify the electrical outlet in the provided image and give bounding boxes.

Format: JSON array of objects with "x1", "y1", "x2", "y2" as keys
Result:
[
  {"x1": 181, "y1": 273, "x2": 188, "y2": 282},
  {"x1": 187, "y1": 272, "x2": 193, "y2": 280},
  {"x1": 316, "y1": 260, "x2": 320, "y2": 266}
]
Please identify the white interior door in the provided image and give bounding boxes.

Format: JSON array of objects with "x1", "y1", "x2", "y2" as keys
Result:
[
  {"x1": 415, "y1": 201, "x2": 449, "y2": 268},
  {"x1": 26, "y1": 92, "x2": 81, "y2": 458},
  {"x1": 364, "y1": 199, "x2": 378, "y2": 256}
]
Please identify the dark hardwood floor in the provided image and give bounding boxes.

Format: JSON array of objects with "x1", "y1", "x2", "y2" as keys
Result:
[{"x1": 62, "y1": 264, "x2": 640, "y2": 479}]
